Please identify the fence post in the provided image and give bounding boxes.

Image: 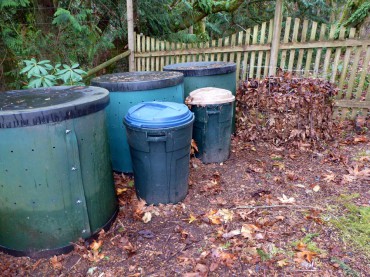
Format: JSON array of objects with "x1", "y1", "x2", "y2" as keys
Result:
[
  {"x1": 127, "y1": 0, "x2": 135, "y2": 71},
  {"x1": 269, "y1": 0, "x2": 283, "y2": 76}
]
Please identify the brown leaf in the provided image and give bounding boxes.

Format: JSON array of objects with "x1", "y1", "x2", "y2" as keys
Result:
[
  {"x1": 295, "y1": 250, "x2": 317, "y2": 263},
  {"x1": 90, "y1": 240, "x2": 103, "y2": 251},
  {"x1": 50, "y1": 256, "x2": 62, "y2": 270},
  {"x1": 277, "y1": 259, "x2": 288, "y2": 267},
  {"x1": 133, "y1": 198, "x2": 147, "y2": 220},
  {"x1": 353, "y1": 135, "x2": 368, "y2": 143},
  {"x1": 194, "y1": 263, "x2": 208, "y2": 275},
  {"x1": 209, "y1": 262, "x2": 219, "y2": 272}
]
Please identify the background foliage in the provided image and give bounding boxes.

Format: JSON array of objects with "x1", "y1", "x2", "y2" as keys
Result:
[{"x1": 0, "y1": 0, "x2": 369, "y2": 90}]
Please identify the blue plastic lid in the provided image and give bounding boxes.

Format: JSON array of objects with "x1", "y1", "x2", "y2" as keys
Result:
[{"x1": 124, "y1": 101, "x2": 193, "y2": 129}]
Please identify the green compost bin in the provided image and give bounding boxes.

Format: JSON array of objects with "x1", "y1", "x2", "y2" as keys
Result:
[
  {"x1": 186, "y1": 87, "x2": 235, "y2": 164},
  {"x1": 91, "y1": 71, "x2": 184, "y2": 173},
  {"x1": 163, "y1": 62, "x2": 237, "y2": 132},
  {"x1": 123, "y1": 102, "x2": 194, "y2": 205},
  {"x1": 0, "y1": 86, "x2": 117, "y2": 258}
]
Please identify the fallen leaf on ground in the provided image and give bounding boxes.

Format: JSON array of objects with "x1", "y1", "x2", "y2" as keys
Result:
[
  {"x1": 277, "y1": 259, "x2": 288, "y2": 267},
  {"x1": 353, "y1": 135, "x2": 368, "y2": 143},
  {"x1": 322, "y1": 171, "x2": 336, "y2": 183},
  {"x1": 90, "y1": 240, "x2": 103, "y2": 251},
  {"x1": 191, "y1": 139, "x2": 199, "y2": 153},
  {"x1": 343, "y1": 165, "x2": 370, "y2": 182},
  {"x1": 312, "y1": 185, "x2": 320, "y2": 192},
  {"x1": 222, "y1": 229, "x2": 241, "y2": 239},
  {"x1": 133, "y1": 199, "x2": 147, "y2": 220},
  {"x1": 188, "y1": 214, "x2": 197, "y2": 223},
  {"x1": 50, "y1": 256, "x2": 62, "y2": 270},
  {"x1": 116, "y1": 188, "x2": 128, "y2": 195},
  {"x1": 206, "y1": 210, "x2": 222, "y2": 225},
  {"x1": 295, "y1": 250, "x2": 317, "y2": 263},
  {"x1": 277, "y1": 194, "x2": 295, "y2": 204},
  {"x1": 87, "y1": 267, "x2": 98, "y2": 275},
  {"x1": 142, "y1": 212, "x2": 152, "y2": 223},
  {"x1": 241, "y1": 224, "x2": 260, "y2": 239},
  {"x1": 218, "y1": 209, "x2": 234, "y2": 223}
]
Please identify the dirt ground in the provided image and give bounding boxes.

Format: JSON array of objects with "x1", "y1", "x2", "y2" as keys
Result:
[{"x1": 0, "y1": 122, "x2": 369, "y2": 277}]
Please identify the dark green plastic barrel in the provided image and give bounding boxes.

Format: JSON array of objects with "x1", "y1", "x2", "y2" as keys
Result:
[
  {"x1": 187, "y1": 88, "x2": 235, "y2": 164},
  {"x1": 163, "y1": 62, "x2": 236, "y2": 131},
  {"x1": 0, "y1": 86, "x2": 117, "y2": 258},
  {"x1": 91, "y1": 72, "x2": 184, "y2": 173},
  {"x1": 123, "y1": 102, "x2": 194, "y2": 205}
]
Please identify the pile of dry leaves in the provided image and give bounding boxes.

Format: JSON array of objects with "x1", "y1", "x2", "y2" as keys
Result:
[{"x1": 236, "y1": 70, "x2": 338, "y2": 148}]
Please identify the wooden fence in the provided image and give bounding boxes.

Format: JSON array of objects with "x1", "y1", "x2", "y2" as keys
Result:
[{"x1": 134, "y1": 17, "x2": 370, "y2": 119}]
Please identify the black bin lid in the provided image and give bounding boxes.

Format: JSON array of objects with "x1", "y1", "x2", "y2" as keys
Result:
[
  {"x1": 90, "y1": 71, "x2": 184, "y2": 92},
  {"x1": 163, "y1": 62, "x2": 236, "y2": 77},
  {"x1": 0, "y1": 86, "x2": 109, "y2": 129}
]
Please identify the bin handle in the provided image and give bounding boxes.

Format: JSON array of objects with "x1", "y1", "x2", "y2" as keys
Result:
[{"x1": 146, "y1": 133, "x2": 167, "y2": 142}]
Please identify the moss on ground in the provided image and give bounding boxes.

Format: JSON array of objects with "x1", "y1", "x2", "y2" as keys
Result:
[{"x1": 330, "y1": 194, "x2": 370, "y2": 258}]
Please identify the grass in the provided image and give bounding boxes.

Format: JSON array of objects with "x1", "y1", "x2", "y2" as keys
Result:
[
  {"x1": 291, "y1": 233, "x2": 324, "y2": 254},
  {"x1": 330, "y1": 194, "x2": 370, "y2": 258}
]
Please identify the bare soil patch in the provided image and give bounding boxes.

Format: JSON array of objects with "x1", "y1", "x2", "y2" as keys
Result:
[{"x1": 0, "y1": 124, "x2": 369, "y2": 277}]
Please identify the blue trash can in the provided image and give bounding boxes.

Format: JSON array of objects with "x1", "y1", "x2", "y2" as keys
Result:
[{"x1": 123, "y1": 102, "x2": 194, "y2": 204}]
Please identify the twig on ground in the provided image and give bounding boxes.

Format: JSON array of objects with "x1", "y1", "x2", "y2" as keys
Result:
[{"x1": 232, "y1": 205, "x2": 324, "y2": 210}]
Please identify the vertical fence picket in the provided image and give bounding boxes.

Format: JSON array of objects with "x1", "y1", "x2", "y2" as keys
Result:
[
  {"x1": 146, "y1": 36, "x2": 150, "y2": 71},
  {"x1": 204, "y1": 41, "x2": 209, "y2": 61},
  {"x1": 256, "y1": 22, "x2": 267, "y2": 79},
  {"x1": 217, "y1": 38, "x2": 223, "y2": 61},
  {"x1": 182, "y1": 43, "x2": 187, "y2": 62},
  {"x1": 150, "y1": 37, "x2": 155, "y2": 70},
  {"x1": 313, "y1": 24, "x2": 327, "y2": 77},
  {"x1": 296, "y1": 19, "x2": 308, "y2": 71},
  {"x1": 264, "y1": 19, "x2": 274, "y2": 77},
  {"x1": 177, "y1": 43, "x2": 182, "y2": 63},
  {"x1": 280, "y1": 17, "x2": 292, "y2": 69},
  {"x1": 236, "y1": 31, "x2": 244, "y2": 80},
  {"x1": 249, "y1": 25, "x2": 259, "y2": 78},
  {"x1": 160, "y1": 41, "x2": 165, "y2": 70},
  {"x1": 223, "y1": 36, "x2": 230, "y2": 62},
  {"x1": 331, "y1": 27, "x2": 346, "y2": 83},
  {"x1": 242, "y1": 29, "x2": 251, "y2": 80},
  {"x1": 347, "y1": 46, "x2": 363, "y2": 97},
  {"x1": 165, "y1": 41, "x2": 170, "y2": 66},
  {"x1": 198, "y1": 42, "x2": 203, "y2": 61},
  {"x1": 322, "y1": 25, "x2": 336, "y2": 79},
  {"x1": 155, "y1": 39, "x2": 160, "y2": 71},
  {"x1": 304, "y1": 21, "x2": 318, "y2": 76},
  {"x1": 356, "y1": 46, "x2": 370, "y2": 98},
  {"x1": 287, "y1": 18, "x2": 300, "y2": 72},
  {"x1": 339, "y1": 28, "x2": 356, "y2": 91},
  {"x1": 366, "y1": 80, "x2": 370, "y2": 101},
  {"x1": 136, "y1": 34, "x2": 141, "y2": 71},
  {"x1": 229, "y1": 33, "x2": 237, "y2": 63},
  {"x1": 210, "y1": 39, "x2": 216, "y2": 61}
]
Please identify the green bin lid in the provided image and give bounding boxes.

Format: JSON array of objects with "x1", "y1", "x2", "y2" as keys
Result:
[
  {"x1": 91, "y1": 71, "x2": 184, "y2": 92},
  {"x1": 124, "y1": 101, "x2": 193, "y2": 129},
  {"x1": 0, "y1": 86, "x2": 109, "y2": 128},
  {"x1": 186, "y1": 87, "x2": 235, "y2": 106}
]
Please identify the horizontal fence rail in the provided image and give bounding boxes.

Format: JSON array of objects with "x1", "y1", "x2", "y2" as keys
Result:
[{"x1": 134, "y1": 17, "x2": 370, "y2": 119}]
